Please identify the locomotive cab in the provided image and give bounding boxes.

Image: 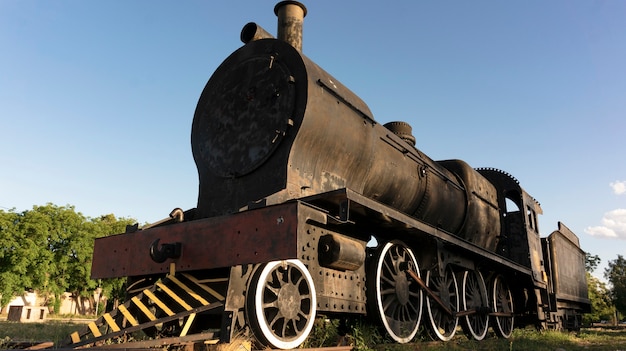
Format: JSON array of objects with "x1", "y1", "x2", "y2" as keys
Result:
[{"x1": 478, "y1": 168, "x2": 547, "y2": 285}]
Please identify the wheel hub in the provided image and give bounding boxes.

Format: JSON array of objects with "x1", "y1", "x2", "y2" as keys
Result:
[
  {"x1": 277, "y1": 282, "x2": 300, "y2": 320},
  {"x1": 395, "y1": 271, "x2": 410, "y2": 305},
  {"x1": 438, "y1": 279, "x2": 450, "y2": 302}
]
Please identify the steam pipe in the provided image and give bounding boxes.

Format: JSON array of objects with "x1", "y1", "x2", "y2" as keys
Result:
[
  {"x1": 241, "y1": 22, "x2": 274, "y2": 44},
  {"x1": 274, "y1": 1, "x2": 307, "y2": 51}
]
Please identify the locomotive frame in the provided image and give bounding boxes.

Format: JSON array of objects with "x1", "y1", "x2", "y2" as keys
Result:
[{"x1": 64, "y1": 1, "x2": 590, "y2": 349}]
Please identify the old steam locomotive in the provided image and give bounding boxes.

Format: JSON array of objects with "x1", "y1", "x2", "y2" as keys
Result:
[{"x1": 71, "y1": 2, "x2": 590, "y2": 349}]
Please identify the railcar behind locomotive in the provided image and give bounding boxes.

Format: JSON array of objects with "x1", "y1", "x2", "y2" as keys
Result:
[{"x1": 67, "y1": 2, "x2": 590, "y2": 349}]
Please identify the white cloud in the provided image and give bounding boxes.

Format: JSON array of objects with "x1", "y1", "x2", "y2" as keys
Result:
[
  {"x1": 585, "y1": 208, "x2": 626, "y2": 240},
  {"x1": 610, "y1": 181, "x2": 626, "y2": 195}
]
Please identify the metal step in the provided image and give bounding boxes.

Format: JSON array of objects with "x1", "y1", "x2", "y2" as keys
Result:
[{"x1": 65, "y1": 271, "x2": 227, "y2": 348}]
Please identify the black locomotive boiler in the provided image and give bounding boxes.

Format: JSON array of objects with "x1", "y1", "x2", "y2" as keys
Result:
[{"x1": 71, "y1": 2, "x2": 590, "y2": 349}]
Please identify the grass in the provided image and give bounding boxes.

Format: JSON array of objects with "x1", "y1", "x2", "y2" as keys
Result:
[
  {"x1": 2, "y1": 318, "x2": 626, "y2": 350},
  {"x1": 0, "y1": 320, "x2": 84, "y2": 347},
  {"x1": 376, "y1": 328, "x2": 626, "y2": 351},
  {"x1": 300, "y1": 319, "x2": 626, "y2": 351}
]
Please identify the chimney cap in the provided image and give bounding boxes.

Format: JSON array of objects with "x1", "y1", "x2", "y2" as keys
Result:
[{"x1": 274, "y1": 1, "x2": 307, "y2": 17}]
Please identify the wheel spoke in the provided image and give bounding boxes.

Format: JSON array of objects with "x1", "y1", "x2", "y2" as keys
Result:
[
  {"x1": 406, "y1": 300, "x2": 420, "y2": 314},
  {"x1": 262, "y1": 300, "x2": 279, "y2": 309},
  {"x1": 265, "y1": 283, "x2": 280, "y2": 297},
  {"x1": 272, "y1": 270, "x2": 284, "y2": 287},
  {"x1": 296, "y1": 311, "x2": 308, "y2": 328},
  {"x1": 268, "y1": 312, "x2": 282, "y2": 330},
  {"x1": 281, "y1": 317, "x2": 290, "y2": 338},
  {"x1": 408, "y1": 290, "x2": 421, "y2": 298},
  {"x1": 381, "y1": 287, "x2": 396, "y2": 295},
  {"x1": 383, "y1": 260, "x2": 397, "y2": 278},
  {"x1": 382, "y1": 295, "x2": 396, "y2": 312}
]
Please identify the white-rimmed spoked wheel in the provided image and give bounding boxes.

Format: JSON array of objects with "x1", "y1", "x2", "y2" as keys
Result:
[
  {"x1": 461, "y1": 270, "x2": 489, "y2": 340},
  {"x1": 426, "y1": 266, "x2": 459, "y2": 341},
  {"x1": 492, "y1": 274, "x2": 514, "y2": 338},
  {"x1": 367, "y1": 241, "x2": 422, "y2": 343},
  {"x1": 246, "y1": 259, "x2": 316, "y2": 349}
]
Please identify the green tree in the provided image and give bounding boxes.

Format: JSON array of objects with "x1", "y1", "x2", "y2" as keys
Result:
[
  {"x1": 605, "y1": 254, "x2": 626, "y2": 319},
  {"x1": 585, "y1": 273, "x2": 614, "y2": 324},
  {"x1": 583, "y1": 253, "x2": 614, "y2": 324},
  {"x1": 0, "y1": 209, "x2": 24, "y2": 307},
  {"x1": 586, "y1": 253, "x2": 601, "y2": 273},
  {"x1": 20, "y1": 205, "x2": 87, "y2": 310},
  {"x1": 0, "y1": 204, "x2": 134, "y2": 313},
  {"x1": 78, "y1": 214, "x2": 134, "y2": 314}
]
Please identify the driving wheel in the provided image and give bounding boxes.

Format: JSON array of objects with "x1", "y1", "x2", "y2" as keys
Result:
[
  {"x1": 426, "y1": 266, "x2": 459, "y2": 341},
  {"x1": 246, "y1": 259, "x2": 316, "y2": 349},
  {"x1": 461, "y1": 269, "x2": 489, "y2": 340},
  {"x1": 367, "y1": 241, "x2": 422, "y2": 343},
  {"x1": 492, "y1": 274, "x2": 514, "y2": 338}
]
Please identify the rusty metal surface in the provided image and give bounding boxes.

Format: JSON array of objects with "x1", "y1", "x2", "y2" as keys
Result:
[
  {"x1": 192, "y1": 39, "x2": 307, "y2": 218},
  {"x1": 274, "y1": 1, "x2": 307, "y2": 52},
  {"x1": 546, "y1": 222, "x2": 590, "y2": 304},
  {"x1": 91, "y1": 203, "x2": 299, "y2": 279},
  {"x1": 190, "y1": 31, "x2": 517, "y2": 253},
  {"x1": 305, "y1": 188, "x2": 534, "y2": 276},
  {"x1": 437, "y1": 159, "x2": 500, "y2": 251},
  {"x1": 298, "y1": 217, "x2": 368, "y2": 315},
  {"x1": 477, "y1": 168, "x2": 548, "y2": 286},
  {"x1": 240, "y1": 22, "x2": 274, "y2": 43}
]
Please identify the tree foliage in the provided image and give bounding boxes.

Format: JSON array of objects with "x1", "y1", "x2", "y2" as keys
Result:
[
  {"x1": 584, "y1": 272, "x2": 615, "y2": 324},
  {"x1": 0, "y1": 204, "x2": 135, "y2": 311},
  {"x1": 606, "y1": 254, "x2": 626, "y2": 318},
  {"x1": 586, "y1": 253, "x2": 601, "y2": 273},
  {"x1": 583, "y1": 253, "x2": 615, "y2": 324}
]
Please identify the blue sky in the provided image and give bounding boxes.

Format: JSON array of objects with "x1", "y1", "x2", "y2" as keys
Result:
[{"x1": 1, "y1": 1, "x2": 625, "y2": 279}]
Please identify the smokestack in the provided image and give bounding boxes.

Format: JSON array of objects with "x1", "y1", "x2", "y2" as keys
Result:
[{"x1": 274, "y1": 1, "x2": 307, "y2": 52}]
